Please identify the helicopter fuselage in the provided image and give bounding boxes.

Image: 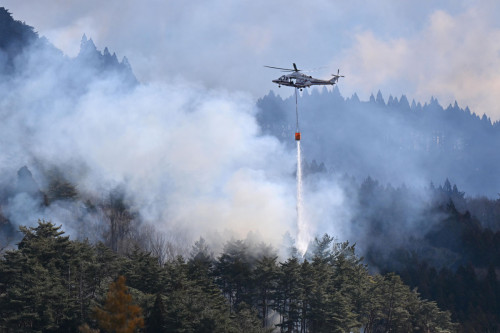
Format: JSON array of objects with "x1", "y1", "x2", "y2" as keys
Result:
[{"x1": 272, "y1": 72, "x2": 338, "y2": 88}]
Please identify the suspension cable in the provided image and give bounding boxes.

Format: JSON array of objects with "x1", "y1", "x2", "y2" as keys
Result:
[{"x1": 295, "y1": 87, "x2": 299, "y2": 132}]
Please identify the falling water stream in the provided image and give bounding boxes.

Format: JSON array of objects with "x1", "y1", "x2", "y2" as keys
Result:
[
  {"x1": 296, "y1": 140, "x2": 308, "y2": 255},
  {"x1": 294, "y1": 87, "x2": 309, "y2": 256}
]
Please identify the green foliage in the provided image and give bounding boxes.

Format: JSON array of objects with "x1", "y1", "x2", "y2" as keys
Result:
[
  {"x1": 0, "y1": 221, "x2": 124, "y2": 331},
  {"x1": 188, "y1": 237, "x2": 214, "y2": 282},
  {"x1": 0, "y1": 223, "x2": 456, "y2": 332},
  {"x1": 159, "y1": 257, "x2": 235, "y2": 332},
  {"x1": 146, "y1": 293, "x2": 168, "y2": 332},
  {"x1": 233, "y1": 302, "x2": 271, "y2": 333},
  {"x1": 215, "y1": 239, "x2": 253, "y2": 310},
  {"x1": 397, "y1": 259, "x2": 499, "y2": 333},
  {"x1": 0, "y1": 221, "x2": 81, "y2": 331},
  {"x1": 275, "y1": 257, "x2": 302, "y2": 331},
  {"x1": 253, "y1": 255, "x2": 279, "y2": 327},
  {"x1": 121, "y1": 246, "x2": 165, "y2": 294}
]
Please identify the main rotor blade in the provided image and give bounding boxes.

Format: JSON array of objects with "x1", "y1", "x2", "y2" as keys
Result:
[
  {"x1": 265, "y1": 64, "x2": 324, "y2": 73},
  {"x1": 264, "y1": 65, "x2": 296, "y2": 71}
]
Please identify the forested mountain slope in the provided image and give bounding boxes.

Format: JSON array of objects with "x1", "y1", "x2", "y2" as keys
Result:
[
  {"x1": 0, "y1": 6, "x2": 498, "y2": 332},
  {"x1": 257, "y1": 88, "x2": 500, "y2": 196},
  {"x1": 0, "y1": 7, "x2": 137, "y2": 86}
]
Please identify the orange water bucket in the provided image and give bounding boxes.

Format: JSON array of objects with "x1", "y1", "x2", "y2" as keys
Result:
[{"x1": 295, "y1": 132, "x2": 301, "y2": 141}]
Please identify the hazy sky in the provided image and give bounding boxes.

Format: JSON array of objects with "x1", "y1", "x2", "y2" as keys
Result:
[{"x1": 4, "y1": 0, "x2": 500, "y2": 120}]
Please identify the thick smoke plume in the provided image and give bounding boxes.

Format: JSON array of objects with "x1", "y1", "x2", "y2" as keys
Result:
[{"x1": 0, "y1": 27, "x2": 312, "y2": 250}]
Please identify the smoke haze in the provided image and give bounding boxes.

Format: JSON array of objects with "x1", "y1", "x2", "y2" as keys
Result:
[{"x1": 0, "y1": 27, "x2": 310, "y2": 248}]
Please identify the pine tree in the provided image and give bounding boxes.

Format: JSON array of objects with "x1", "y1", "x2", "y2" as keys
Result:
[
  {"x1": 121, "y1": 246, "x2": 164, "y2": 294},
  {"x1": 233, "y1": 302, "x2": 270, "y2": 333},
  {"x1": 253, "y1": 255, "x2": 278, "y2": 327},
  {"x1": 188, "y1": 237, "x2": 215, "y2": 284},
  {"x1": 0, "y1": 221, "x2": 80, "y2": 331},
  {"x1": 146, "y1": 293, "x2": 168, "y2": 333},
  {"x1": 299, "y1": 260, "x2": 315, "y2": 332},
  {"x1": 360, "y1": 275, "x2": 384, "y2": 333},
  {"x1": 215, "y1": 240, "x2": 253, "y2": 311},
  {"x1": 275, "y1": 257, "x2": 302, "y2": 332},
  {"x1": 163, "y1": 257, "x2": 235, "y2": 332},
  {"x1": 378, "y1": 273, "x2": 412, "y2": 332},
  {"x1": 329, "y1": 242, "x2": 364, "y2": 331}
]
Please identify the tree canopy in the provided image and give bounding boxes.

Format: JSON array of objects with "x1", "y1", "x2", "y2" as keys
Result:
[{"x1": 0, "y1": 222, "x2": 456, "y2": 332}]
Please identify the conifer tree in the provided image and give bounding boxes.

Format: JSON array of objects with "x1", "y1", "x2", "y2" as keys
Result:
[
  {"x1": 188, "y1": 237, "x2": 215, "y2": 284},
  {"x1": 215, "y1": 239, "x2": 253, "y2": 310},
  {"x1": 253, "y1": 255, "x2": 279, "y2": 327},
  {"x1": 94, "y1": 275, "x2": 144, "y2": 333},
  {"x1": 146, "y1": 293, "x2": 168, "y2": 333},
  {"x1": 0, "y1": 221, "x2": 80, "y2": 331},
  {"x1": 121, "y1": 246, "x2": 164, "y2": 294},
  {"x1": 275, "y1": 257, "x2": 302, "y2": 332}
]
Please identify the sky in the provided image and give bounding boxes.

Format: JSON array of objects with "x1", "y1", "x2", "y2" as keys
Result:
[{"x1": 3, "y1": 0, "x2": 500, "y2": 120}]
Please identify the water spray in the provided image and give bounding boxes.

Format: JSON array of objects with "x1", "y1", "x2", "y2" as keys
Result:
[
  {"x1": 294, "y1": 87, "x2": 308, "y2": 255},
  {"x1": 296, "y1": 137, "x2": 308, "y2": 255}
]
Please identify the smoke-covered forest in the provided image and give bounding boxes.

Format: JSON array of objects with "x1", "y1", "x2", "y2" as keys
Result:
[
  {"x1": 1, "y1": 221, "x2": 457, "y2": 332},
  {"x1": 0, "y1": 6, "x2": 499, "y2": 332},
  {"x1": 257, "y1": 87, "x2": 500, "y2": 197},
  {"x1": 257, "y1": 88, "x2": 500, "y2": 331}
]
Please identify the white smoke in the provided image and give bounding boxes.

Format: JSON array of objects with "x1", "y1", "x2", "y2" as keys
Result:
[{"x1": 0, "y1": 39, "x2": 311, "y2": 248}]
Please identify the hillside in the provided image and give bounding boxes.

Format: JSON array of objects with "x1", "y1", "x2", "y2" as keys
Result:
[
  {"x1": 0, "y1": 7, "x2": 137, "y2": 85},
  {"x1": 0, "y1": 6, "x2": 499, "y2": 332},
  {"x1": 257, "y1": 88, "x2": 500, "y2": 197}
]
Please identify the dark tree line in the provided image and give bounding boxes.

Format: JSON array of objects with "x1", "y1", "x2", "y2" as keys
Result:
[
  {"x1": 257, "y1": 88, "x2": 500, "y2": 196},
  {"x1": 396, "y1": 259, "x2": 499, "y2": 333},
  {"x1": 0, "y1": 221, "x2": 455, "y2": 332},
  {"x1": 353, "y1": 177, "x2": 500, "y2": 270},
  {"x1": 378, "y1": 202, "x2": 500, "y2": 332},
  {"x1": 351, "y1": 177, "x2": 500, "y2": 332}
]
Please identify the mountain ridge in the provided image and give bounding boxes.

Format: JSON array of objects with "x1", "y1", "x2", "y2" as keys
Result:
[
  {"x1": 258, "y1": 87, "x2": 500, "y2": 197},
  {"x1": 0, "y1": 6, "x2": 137, "y2": 85}
]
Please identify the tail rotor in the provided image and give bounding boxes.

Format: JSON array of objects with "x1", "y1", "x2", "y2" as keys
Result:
[{"x1": 330, "y1": 69, "x2": 345, "y2": 84}]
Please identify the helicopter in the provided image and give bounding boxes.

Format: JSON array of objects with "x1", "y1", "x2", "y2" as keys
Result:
[{"x1": 265, "y1": 63, "x2": 344, "y2": 90}]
